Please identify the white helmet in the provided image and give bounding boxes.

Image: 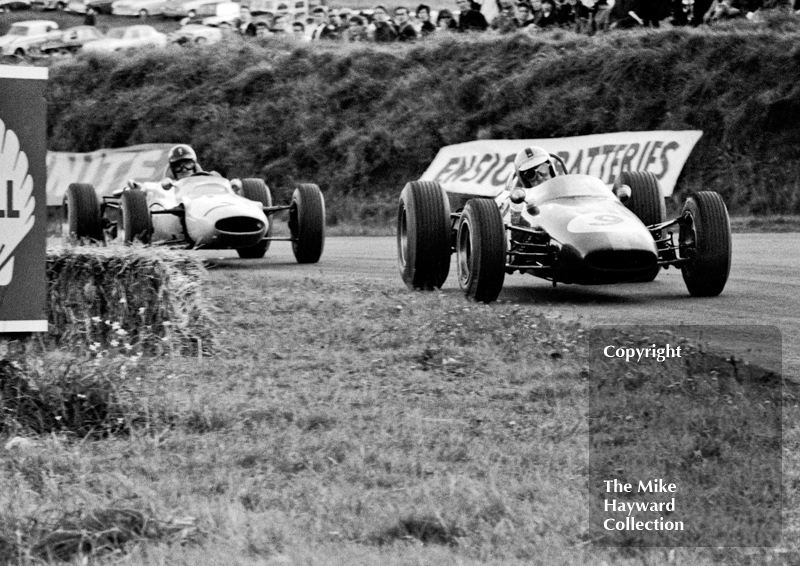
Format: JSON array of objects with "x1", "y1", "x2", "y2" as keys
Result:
[{"x1": 514, "y1": 146, "x2": 552, "y2": 188}]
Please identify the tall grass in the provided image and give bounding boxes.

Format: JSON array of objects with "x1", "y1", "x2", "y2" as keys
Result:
[{"x1": 45, "y1": 21, "x2": 800, "y2": 217}]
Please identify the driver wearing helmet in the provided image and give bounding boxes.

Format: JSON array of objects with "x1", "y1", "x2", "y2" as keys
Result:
[
  {"x1": 514, "y1": 146, "x2": 555, "y2": 188},
  {"x1": 168, "y1": 144, "x2": 202, "y2": 180}
]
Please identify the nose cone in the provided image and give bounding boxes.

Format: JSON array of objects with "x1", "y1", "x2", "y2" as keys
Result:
[{"x1": 185, "y1": 196, "x2": 268, "y2": 248}]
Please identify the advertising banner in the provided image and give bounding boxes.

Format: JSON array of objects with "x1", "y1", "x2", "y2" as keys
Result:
[
  {"x1": 420, "y1": 131, "x2": 703, "y2": 197},
  {"x1": 0, "y1": 65, "x2": 48, "y2": 333},
  {"x1": 46, "y1": 143, "x2": 173, "y2": 206}
]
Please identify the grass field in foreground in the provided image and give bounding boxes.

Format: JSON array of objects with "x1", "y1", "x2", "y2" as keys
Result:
[{"x1": 1, "y1": 267, "x2": 799, "y2": 565}]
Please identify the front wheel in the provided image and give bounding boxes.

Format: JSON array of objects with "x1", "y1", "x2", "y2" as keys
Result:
[
  {"x1": 119, "y1": 190, "x2": 153, "y2": 244},
  {"x1": 236, "y1": 178, "x2": 273, "y2": 259},
  {"x1": 63, "y1": 183, "x2": 102, "y2": 242},
  {"x1": 456, "y1": 198, "x2": 506, "y2": 303},
  {"x1": 397, "y1": 181, "x2": 452, "y2": 290},
  {"x1": 617, "y1": 171, "x2": 666, "y2": 282},
  {"x1": 679, "y1": 191, "x2": 731, "y2": 297},
  {"x1": 289, "y1": 184, "x2": 325, "y2": 264}
]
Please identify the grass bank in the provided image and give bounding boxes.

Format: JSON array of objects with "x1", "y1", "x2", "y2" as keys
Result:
[
  {"x1": 0, "y1": 262, "x2": 796, "y2": 564},
  {"x1": 42, "y1": 16, "x2": 800, "y2": 223}
]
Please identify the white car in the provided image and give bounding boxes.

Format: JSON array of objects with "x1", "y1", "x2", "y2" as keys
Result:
[
  {"x1": 170, "y1": 23, "x2": 223, "y2": 44},
  {"x1": 63, "y1": 175, "x2": 326, "y2": 262},
  {"x1": 0, "y1": 20, "x2": 60, "y2": 56},
  {"x1": 65, "y1": 0, "x2": 87, "y2": 12},
  {"x1": 201, "y1": 1, "x2": 240, "y2": 26},
  {"x1": 111, "y1": 0, "x2": 168, "y2": 17},
  {"x1": 163, "y1": 0, "x2": 227, "y2": 19},
  {"x1": 82, "y1": 25, "x2": 167, "y2": 52}
]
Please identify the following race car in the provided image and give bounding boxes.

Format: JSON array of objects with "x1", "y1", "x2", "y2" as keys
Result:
[
  {"x1": 63, "y1": 172, "x2": 325, "y2": 263},
  {"x1": 397, "y1": 150, "x2": 731, "y2": 302}
]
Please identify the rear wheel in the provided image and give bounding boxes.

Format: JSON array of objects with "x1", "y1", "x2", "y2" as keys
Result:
[
  {"x1": 237, "y1": 178, "x2": 272, "y2": 259},
  {"x1": 397, "y1": 181, "x2": 452, "y2": 290},
  {"x1": 617, "y1": 171, "x2": 666, "y2": 281},
  {"x1": 119, "y1": 190, "x2": 153, "y2": 244},
  {"x1": 456, "y1": 198, "x2": 506, "y2": 303},
  {"x1": 63, "y1": 183, "x2": 102, "y2": 242},
  {"x1": 679, "y1": 191, "x2": 731, "y2": 297},
  {"x1": 289, "y1": 184, "x2": 325, "y2": 264}
]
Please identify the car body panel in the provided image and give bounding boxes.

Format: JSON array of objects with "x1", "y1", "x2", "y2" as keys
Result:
[
  {"x1": 170, "y1": 22, "x2": 223, "y2": 43},
  {"x1": 111, "y1": 0, "x2": 169, "y2": 16},
  {"x1": 162, "y1": 0, "x2": 230, "y2": 18},
  {"x1": 38, "y1": 25, "x2": 103, "y2": 53},
  {"x1": 134, "y1": 175, "x2": 269, "y2": 249}
]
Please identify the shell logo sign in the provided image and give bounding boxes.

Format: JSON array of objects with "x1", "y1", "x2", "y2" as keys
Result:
[{"x1": 0, "y1": 65, "x2": 48, "y2": 333}]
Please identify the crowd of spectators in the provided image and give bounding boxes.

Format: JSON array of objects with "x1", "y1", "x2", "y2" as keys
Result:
[{"x1": 227, "y1": 0, "x2": 800, "y2": 41}]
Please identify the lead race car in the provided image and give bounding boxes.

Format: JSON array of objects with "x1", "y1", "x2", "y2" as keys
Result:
[
  {"x1": 63, "y1": 171, "x2": 325, "y2": 263},
  {"x1": 397, "y1": 152, "x2": 731, "y2": 303}
]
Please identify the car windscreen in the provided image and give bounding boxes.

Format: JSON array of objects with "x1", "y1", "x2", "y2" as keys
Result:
[
  {"x1": 7, "y1": 26, "x2": 31, "y2": 36},
  {"x1": 532, "y1": 175, "x2": 614, "y2": 204}
]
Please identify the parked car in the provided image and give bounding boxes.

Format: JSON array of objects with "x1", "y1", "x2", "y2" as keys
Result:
[
  {"x1": 0, "y1": 20, "x2": 60, "y2": 56},
  {"x1": 163, "y1": 0, "x2": 228, "y2": 19},
  {"x1": 111, "y1": 0, "x2": 169, "y2": 17},
  {"x1": 86, "y1": 0, "x2": 114, "y2": 13},
  {"x1": 82, "y1": 24, "x2": 167, "y2": 51},
  {"x1": 248, "y1": 0, "x2": 308, "y2": 20},
  {"x1": 0, "y1": 0, "x2": 32, "y2": 11},
  {"x1": 36, "y1": 25, "x2": 103, "y2": 55},
  {"x1": 30, "y1": 0, "x2": 68, "y2": 10},
  {"x1": 170, "y1": 22, "x2": 222, "y2": 43},
  {"x1": 65, "y1": 0, "x2": 87, "y2": 12}
]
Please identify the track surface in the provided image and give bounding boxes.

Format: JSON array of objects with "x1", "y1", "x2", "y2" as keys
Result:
[{"x1": 202, "y1": 233, "x2": 798, "y2": 378}]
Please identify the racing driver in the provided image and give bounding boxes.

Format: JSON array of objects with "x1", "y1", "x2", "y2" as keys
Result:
[
  {"x1": 514, "y1": 145, "x2": 555, "y2": 188},
  {"x1": 168, "y1": 144, "x2": 203, "y2": 180}
]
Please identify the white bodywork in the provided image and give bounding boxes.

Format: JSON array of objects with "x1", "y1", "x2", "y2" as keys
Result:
[
  {"x1": 137, "y1": 174, "x2": 269, "y2": 249},
  {"x1": 170, "y1": 23, "x2": 223, "y2": 43},
  {"x1": 82, "y1": 25, "x2": 167, "y2": 51}
]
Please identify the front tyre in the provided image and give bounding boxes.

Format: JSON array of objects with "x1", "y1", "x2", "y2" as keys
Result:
[
  {"x1": 456, "y1": 198, "x2": 506, "y2": 303},
  {"x1": 679, "y1": 191, "x2": 731, "y2": 297},
  {"x1": 237, "y1": 178, "x2": 272, "y2": 258},
  {"x1": 63, "y1": 183, "x2": 102, "y2": 242},
  {"x1": 120, "y1": 190, "x2": 153, "y2": 244},
  {"x1": 397, "y1": 181, "x2": 452, "y2": 290},
  {"x1": 617, "y1": 171, "x2": 666, "y2": 282},
  {"x1": 289, "y1": 183, "x2": 325, "y2": 264}
]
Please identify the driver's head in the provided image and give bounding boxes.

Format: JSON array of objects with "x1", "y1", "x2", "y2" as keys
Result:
[
  {"x1": 514, "y1": 146, "x2": 553, "y2": 188},
  {"x1": 168, "y1": 144, "x2": 199, "y2": 180}
]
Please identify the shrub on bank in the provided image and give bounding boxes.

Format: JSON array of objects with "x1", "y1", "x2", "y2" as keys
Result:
[{"x1": 46, "y1": 26, "x2": 800, "y2": 217}]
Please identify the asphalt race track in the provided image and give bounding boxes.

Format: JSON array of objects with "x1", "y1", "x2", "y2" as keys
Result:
[{"x1": 202, "y1": 233, "x2": 799, "y2": 380}]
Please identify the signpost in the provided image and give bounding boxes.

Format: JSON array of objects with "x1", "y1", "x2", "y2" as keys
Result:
[{"x1": 0, "y1": 65, "x2": 48, "y2": 333}]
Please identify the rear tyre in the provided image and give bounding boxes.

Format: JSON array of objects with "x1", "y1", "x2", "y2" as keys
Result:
[
  {"x1": 617, "y1": 171, "x2": 666, "y2": 282},
  {"x1": 456, "y1": 198, "x2": 506, "y2": 303},
  {"x1": 289, "y1": 183, "x2": 325, "y2": 264},
  {"x1": 679, "y1": 191, "x2": 731, "y2": 297},
  {"x1": 120, "y1": 190, "x2": 153, "y2": 244},
  {"x1": 397, "y1": 181, "x2": 452, "y2": 290},
  {"x1": 63, "y1": 183, "x2": 102, "y2": 242},
  {"x1": 237, "y1": 178, "x2": 272, "y2": 259}
]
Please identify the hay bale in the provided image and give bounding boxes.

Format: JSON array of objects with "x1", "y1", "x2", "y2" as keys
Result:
[{"x1": 46, "y1": 244, "x2": 216, "y2": 356}]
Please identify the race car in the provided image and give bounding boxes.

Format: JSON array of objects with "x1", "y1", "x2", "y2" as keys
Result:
[
  {"x1": 397, "y1": 152, "x2": 731, "y2": 302},
  {"x1": 63, "y1": 172, "x2": 325, "y2": 263}
]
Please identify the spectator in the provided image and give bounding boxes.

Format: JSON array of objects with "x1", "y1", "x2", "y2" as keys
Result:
[
  {"x1": 309, "y1": 7, "x2": 337, "y2": 39},
  {"x1": 292, "y1": 21, "x2": 306, "y2": 39},
  {"x1": 436, "y1": 8, "x2": 459, "y2": 28},
  {"x1": 703, "y1": 0, "x2": 743, "y2": 22},
  {"x1": 535, "y1": 0, "x2": 558, "y2": 26},
  {"x1": 530, "y1": 0, "x2": 543, "y2": 19},
  {"x1": 635, "y1": 0, "x2": 663, "y2": 26},
  {"x1": 394, "y1": 6, "x2": 418, "y2": 39},
  {"x1": 84, "y1": 6, "x2": 97, "y2": 26},
  {"x1": 271, "y1": 14, "x2": 289, "y2": 33},
  {"x1": 329, "y1": 10, "x2": 348, "y2": 37},
  {"x1": 594, "y1": 0, "x2": 612, "y2": 31},
  {"x1": 556, "y1": 0, "x2": 577, "y2": 26},
  {"x1": 346, "y1": 15, "x2": 369, "y2": 40},
  {"x1": 370, "y1": 5, "x2": 399, "y2": 41},
  {"x1": 515, "y1": 2, "x2": 536, "y2": 25},
  {"x1": 574, "y1": 0, "x2": 593, "y2": 33},
  {"x1": 492, "y1": 0, "x2": 519, "y2": 30},
  {"x1": 456, "y1": 0, "x2": 490, "y2": 30},
  {"x1": 416, "y1": 4, "x2": 437, "y2": 35},
  {"x1": 236, "y1": 5, "x2": 254, "y2": 34},
  {"x1": 692, "y1": 0, "x2": 714, "y2": 23},
  {"x1": 671, "y1": 0, "x2": 693, "y2": 25}
]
